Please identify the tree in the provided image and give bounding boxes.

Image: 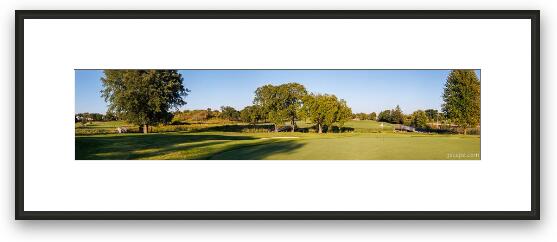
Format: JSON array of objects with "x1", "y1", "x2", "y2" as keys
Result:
[
  {"x1": 79, "y1": 113, "x2": 90, "y2": 125},
  {"x1": 412, "y1": 110, "x2": 428, "y2": 129},
  {"x1": 76, "y1": 112, "x2": 105, "y2": 123},
  {"x1": 254, "y1": 83, "x2": 307, "y2": 132},
  {"x1": 191, "y1": 110, "x2": 210, "y2": 121},
  {"x1": 354, "y1": 112, "x2": 368, "y2": 120},
  {"x1": 220, "y1": 106, "x2": 240, "y2": 121},
  {"x1": 101, "y1": 70, "x2": 188, "y2": 133},
  {"x1": 206, "y1": 108, "x2": 214, "y2": 119},
  {"x1": 104, "y1": 111, "x2": 118, "y2": 121},
  {"x1": 391, "y1": 105, "x2": 404, "y2": 124},
  {"x1": 403, "y1": 114, "x2": 413, "y2": 126},
  {"x1": 370, "y1": 112, "x2": 377, "y2": 121},
  {"x1": 336, "y1": 99, "x2": 353, "y2": 131},
  {"x1": 377, "y1": 110, "x2": 391, "y2": 122},
  {"x1": 254, "y1": 84, "x2": 282, "y2": 132},
  {"x1": 240, "y1": 105, "x2": 262, "y2": 126},
  {"x1": 442, "y1": 70, "x2": 481, "y2": 134},
  {"x1": 302, "y1": 93, "x2": 351, "y2": 133},
  {"x1": 90, "y1": 113, "x2": 104, "y2": 121},
  {"x1": 279, "y1": 83, "x2": 307, "y2": 132},
  {"x1": 424, "y1": 109, "x2": 439, "y2": 122}
]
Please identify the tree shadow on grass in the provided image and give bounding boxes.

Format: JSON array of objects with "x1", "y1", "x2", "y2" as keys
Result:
[
  {"x1": 76, "y1": 133, "x2": 307, "y2": 160},
  {"x1": 75, "y1": 133, "x2": 259, "y2": 160},
  {"x1": 206, "y1": 141, "x2": 305, "y2": 160}
]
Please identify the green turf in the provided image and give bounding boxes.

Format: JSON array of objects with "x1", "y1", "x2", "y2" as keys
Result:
[
  {"x1": 211, "y1": 133, "x2": 480, "y2": 160},
  {"x1": 75, "y1": 121, "x2": 137, "y2": 135},
  {"x1": 75, "y1": 120, "x2": 480, "y2": 160},
  {"x1": 76, "y1": 131, "x2": 480, "y2": 160}
]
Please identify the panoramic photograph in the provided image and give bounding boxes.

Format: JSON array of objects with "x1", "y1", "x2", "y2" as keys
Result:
[{"x1": 75, "y1": 69, "x2": 480, "y2": 160}]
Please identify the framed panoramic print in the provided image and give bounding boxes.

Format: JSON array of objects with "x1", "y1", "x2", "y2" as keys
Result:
[{"x1": 15, "y1": 10, "x2": 540, "y2": 220}]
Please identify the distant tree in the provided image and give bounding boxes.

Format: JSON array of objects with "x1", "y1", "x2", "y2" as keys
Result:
[
  {"x1": 403, "y1": 114, "x2": 413, "y2": 126},
  {"x1": 76, "y1": 112, "x2": 106, "y2": 123},
  {"x1": 369, "y1": 112, "x2": 377, "y2": 121},
  {"x1": 377, "y1": 110, "x2": 392, "y2": 122},
  {"x1": 354, "y1": 112, "x2": 368, "y2": 120},
  {"x1": 412, "y1": 110, "x2": 428, "y2": 129},
  {"x1": 442, "y1": 70, "x2": 481, "y2": 134},
  {"x1": 254, "y1": 83, "x2": 307, "y2": 132},
  {"x1": 104, "y1": 111, "x2": 118, "y2": 121},
  {"x1": 302, "y1": 93, "x2": 351, "y2": 133},
  {"x1": 211, "y1": 109, "x2": 221, "y2": 119},
  {"x1": 191, "y1": 110, "x2": 210, "y2": 121},
  {"x1": 89, "y1": 113, "x2": 104, "y2": 121},
  {"x1": 220, "y1": 106, "x2": 240, "y2": 121},
  {"x1": 101, "y1": 70, "x2": 189, "y2": 133},
  {"x1": 79, "y1": 113, "x2": 89, "y2": 125},
  {"x1": 424, "y1": 109, "x2": 439, "y2": 122},
  {"x1": 391, "y1": 105, "x2": 404, "y2": 124},
  {"x1": 240, "y1": 105, "x2": 262, "y2": 126},
  {"x1": 206, "y1": 108, "x2": 214, "y2": 119}
]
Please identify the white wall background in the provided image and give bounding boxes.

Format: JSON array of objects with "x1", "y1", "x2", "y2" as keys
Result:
[{"x1": 0, "y1": 0, "x2": 553, "y2": 241}]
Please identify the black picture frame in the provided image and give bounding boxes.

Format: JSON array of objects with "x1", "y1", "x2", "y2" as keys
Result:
[{"x1": 15, "y1": 10, "x2": 540, "y2": 220}]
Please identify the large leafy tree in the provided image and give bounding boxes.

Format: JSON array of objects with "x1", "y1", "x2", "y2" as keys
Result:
[
  {"x1": 253, "y1": 83, "x2": 307, "y2": 132},
  {"x1": 101, "y1": 70, "x2": 189, "y2": 133},
  {"x1": 240, "y1": 105, "x2": 262, "y2": 126},
  {"x1": 336, "y1": 99, "x2": 353, "y2": 130},
  {"x1": 253, "y1": 84, "x2": 282, "y2": 132},
  {"x1": 302, "y1": 93, "x2": 352, "y2": 133},
  {"x1": 280, "y1": 83, "x2": 307, "y2": 132},
  {"x1": 377, "y1": 110, "x2": 391, "y2": 122},
  {"x1": 442, "y1": 70, "x2": 481, "y2": 134},
  {"x1": 411, "y1": 110, "x2": 428, "y2": 129}
]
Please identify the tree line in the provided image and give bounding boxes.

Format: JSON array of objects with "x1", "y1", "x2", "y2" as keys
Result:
[
  {"x1": 171, "y1": 106, "x2": 241, "y2": 123},
  {"x1": 75, "y1": 112, "x2": 117, "y2": 123},
  {"x1": 217, "y1": 83, "x2": 352, "y2": 133},
  {"x1": 376, "y1": 106, "x2": 438, "y2": 129},
  {"x1": 374, "y1": 70, "x2": 480, "y2": 134},
  {"x1": 96, "y1": 69, "x2": 480, "y2": 134},
  {"x1": 352, "y1": 112, "x2": 377, "y2": 121}
]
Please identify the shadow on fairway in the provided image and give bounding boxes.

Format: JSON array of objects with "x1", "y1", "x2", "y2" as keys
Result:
[
  {"x1": 76, "y1": 133, "x2": 307, "y2": 160},
  {"x1": 75, "y1": 133, "x2": 259, "y2": 160},
  {"x1": 207, "y1": 141, "x2": 305, "y2": 160}
]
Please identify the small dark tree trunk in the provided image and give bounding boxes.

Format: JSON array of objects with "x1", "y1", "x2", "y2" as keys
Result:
[
  {"x1": 291, "y1": 117, "x2": 296, "y2": 132},
  {"x1": 143, "y1": 124, "x2": 148, "y2": 134},
  {"x1": 318, "y1": 123, "x2": 323, "y2": 134}
]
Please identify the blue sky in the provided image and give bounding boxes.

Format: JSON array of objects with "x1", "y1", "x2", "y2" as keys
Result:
[{"x1": 75, "y1": 69, "x2": 480, "y2": 114}]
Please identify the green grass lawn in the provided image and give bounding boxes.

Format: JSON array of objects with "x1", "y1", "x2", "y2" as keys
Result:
[
  {"x1": 76, "y1": 131, "x2": 480, "y2": 160},
  {"x1": 75, "y1": 120, "x2": 480, "y2": 160},
  {"x1": 211, "y1": 133, "x2": 480, "y2": 160},
  {"x1": 75, "y1": 121, "x2": 136, "y2": 135}
]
